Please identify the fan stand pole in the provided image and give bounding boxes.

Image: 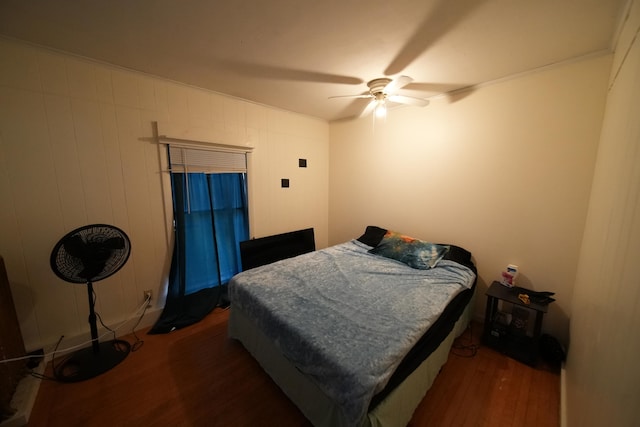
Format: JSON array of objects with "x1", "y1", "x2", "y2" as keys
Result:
[
  {"x1": 87, "y1": 281, "x2": 100, "y2": 353},
  {"x1": 53, "y1": 281, "x2": 131, "y2": 382}
]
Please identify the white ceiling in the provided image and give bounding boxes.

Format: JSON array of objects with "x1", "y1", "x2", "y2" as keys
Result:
[{"x1": 0, "y1": 0, "x2": 626, "y2": 121}]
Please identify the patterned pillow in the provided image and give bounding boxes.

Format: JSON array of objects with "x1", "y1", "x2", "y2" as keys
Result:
[{"x1": 369, "y1": 230, "x2": 450, "y2": 269}]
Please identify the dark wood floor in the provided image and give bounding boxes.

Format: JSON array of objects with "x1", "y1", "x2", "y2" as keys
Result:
[{"x1": 28, "y1": 308, "x2": 559, "y2": 427}]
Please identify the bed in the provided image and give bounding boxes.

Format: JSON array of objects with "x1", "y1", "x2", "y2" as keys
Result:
[{"x1": 228, "y1": 226, "x2": 477, "y2": 427}]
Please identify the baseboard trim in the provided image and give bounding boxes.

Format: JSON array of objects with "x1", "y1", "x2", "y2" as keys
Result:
[{"x1": 39, "y1": 307, "x2": 163, "y2": 363}]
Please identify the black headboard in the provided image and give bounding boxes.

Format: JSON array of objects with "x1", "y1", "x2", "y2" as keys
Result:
[{"x1": 239, "y1": 228, "x2": 315, "y2": 271}]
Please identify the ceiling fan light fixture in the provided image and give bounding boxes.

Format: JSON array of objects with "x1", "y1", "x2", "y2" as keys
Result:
[
  {"x1": 374, "y1": 100, "x2": 387, "y2": 118},
  {"x1": 373, "y1": 92, "x2": 387, "y2": 119}
]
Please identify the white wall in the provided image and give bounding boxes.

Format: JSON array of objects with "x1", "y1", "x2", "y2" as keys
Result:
[
  {"x1": 566, "y1": 1, "x2": 640, "y2": 425},
  {"x1": 329, "y1": 54, "x2": 612, "y2": 344},
  {"x1": 0, "y1": 38, "x2": 329, "y2": 352}
]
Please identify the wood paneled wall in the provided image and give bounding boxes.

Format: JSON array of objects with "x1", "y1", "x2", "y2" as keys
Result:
[{"x1": 0, "y1": 37, "x2": 329, "y2": 353}]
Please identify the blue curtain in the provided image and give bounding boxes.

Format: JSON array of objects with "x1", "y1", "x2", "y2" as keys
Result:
[{"x1": 150, "y1": 172, "x2": 249, "y2": 333}]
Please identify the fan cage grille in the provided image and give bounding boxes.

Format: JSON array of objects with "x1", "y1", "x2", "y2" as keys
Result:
[{"x1": 50, "y1": 224, "x2": 131, "y2": 284}]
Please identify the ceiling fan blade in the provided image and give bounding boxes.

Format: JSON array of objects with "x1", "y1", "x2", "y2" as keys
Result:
[
  {"x1": 384, "y1": 75, "x2": 413, "y2": 94},
  {"x1": 384, "y1": 0, "x2": 486, "y2": 76},
  {"x1": 403, "y1": 82, "x2": 466, "y2": 93},
  {"x1": 388, "y1": 94, "x2": 429, "y2": 107},
  {"x1": 328, "y1": 94, "x2": 373, "y2": 100},
  {"x1": 358, "y1": 100, "x2": 377, "y2": 118}
]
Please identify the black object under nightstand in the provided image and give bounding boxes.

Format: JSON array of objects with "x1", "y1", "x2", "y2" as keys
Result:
[{"x1": 482, "y1": 281, "x2": 551, "y2": 366}]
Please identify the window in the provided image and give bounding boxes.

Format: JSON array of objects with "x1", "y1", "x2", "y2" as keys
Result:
[{"x1": 150, "y1": 143, "x2": 249, "y2": 333}]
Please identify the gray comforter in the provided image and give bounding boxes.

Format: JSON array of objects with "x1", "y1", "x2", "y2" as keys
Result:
[{"x1": 228, "y1": 239, "x2": 475, "y2": 426}]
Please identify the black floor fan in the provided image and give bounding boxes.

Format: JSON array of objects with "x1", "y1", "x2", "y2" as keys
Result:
[{"x1": 50, "y1": 224, "x2": 132, "y2": 382}]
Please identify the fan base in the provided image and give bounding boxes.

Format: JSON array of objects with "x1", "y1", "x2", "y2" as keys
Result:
[{"x1": 54, "y1": 339, "x2": 131, "y2": 383}]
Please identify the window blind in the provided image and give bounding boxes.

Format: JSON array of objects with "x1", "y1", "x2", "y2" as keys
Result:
[{"x1": 168, "y1": 146, "x2": 247, "y2": 173}]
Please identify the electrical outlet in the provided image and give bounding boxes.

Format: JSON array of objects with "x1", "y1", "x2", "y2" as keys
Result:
[{"x1": 143, "y1": 290, "x2": 152, "y2": 307}]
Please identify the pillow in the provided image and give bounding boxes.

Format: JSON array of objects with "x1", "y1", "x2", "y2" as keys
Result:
[
  {"x1": 369, "y1": 230, "x2": 450, "y2": 269},
  {"x1": 440, "y1": 244, "x2": 472, "y2": 267},
  {"x1": 356, "y1": 225, "x2": 388, "y2": 247}
]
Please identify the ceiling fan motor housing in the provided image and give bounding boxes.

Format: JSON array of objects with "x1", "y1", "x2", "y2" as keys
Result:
[{"x1": 367, "y1": 78, "x2": 392, "y2": 94}]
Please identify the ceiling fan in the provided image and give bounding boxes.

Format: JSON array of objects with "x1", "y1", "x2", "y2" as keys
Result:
[{"x1": 329, "y1": 75, "x2": 430, "y2": 119}]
